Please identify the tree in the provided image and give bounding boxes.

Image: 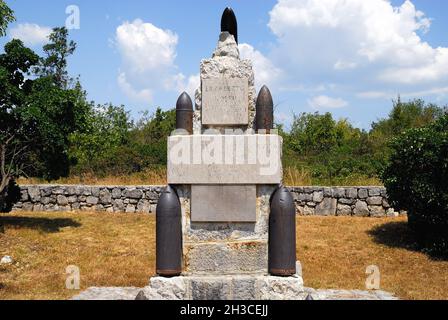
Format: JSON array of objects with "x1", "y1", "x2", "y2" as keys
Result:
[
  {"x1": 69, "y1": 103, "x2": 131, "y2": 172},
  {"x1": 35, "y1": 27, "x2": 77, "y2": 89},
  {"x1": 0, "y1": 0, "x2": 14, "y2": 37},
  {"x1": 0, "y1": 37, "x2": 88, "y2": 210},
  {"x1": 1, "y1": 40, "x2": 40, "y2": 206},
  {"x1": 382, "y1": 114, "x2": 448, "y2": 254}
]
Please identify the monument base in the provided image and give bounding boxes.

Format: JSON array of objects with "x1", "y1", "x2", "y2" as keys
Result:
[{"x1": 136, "y1": 274, "x2": 305, "y2": 300}]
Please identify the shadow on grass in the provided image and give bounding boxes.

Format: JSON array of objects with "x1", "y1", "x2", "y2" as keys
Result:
[
  {"x1": 368, "y1": 221, "x2": 448, "y2": 261},
  {"x1": 0, "y1": 216, "x2": 81, "y2": 233}
]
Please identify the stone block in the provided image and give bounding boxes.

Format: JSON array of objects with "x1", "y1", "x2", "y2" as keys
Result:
[
  {"x1": 368, "y1": 188, "x2": 381, "y2": 196},
  {"x1": 366, "y1": 196, "x2": 383, "y2": 206},
  {"x1": 191, "y1": 185, "x2": 256, "y2": 222},
  {"x1": 28, "y1": 186, "x2": 41, "y2": 202},
  {"x1": 333, "y1": 188, "x2": 346, "y2": 198},
  {"x1": 338, "y1": 198, "x2": 355, "y2": 205},
  {"x1": 358, "y1": 188, "x2": 368, "y2": 199},
  {"x1": 184, "y1": 241, "x2": 267, "y2": 274},
  {"x1": 315, "y1": 198, "x2": 337, "y2": 216},
  {"x1": 190, "y1": 277, "x2": 231, "y2": 300},
  {"x1": 86, "y1": 196, "x2": 99, "y2": 205},
  {"x1": 202, "y1": 77, "x2": 249, "y2": 125},
  {"x1": 337, "y1": 204, "x2": 352, "y2": 216},
  {"x1": 167, "y1": 135, "x2": 282, "y2": 184},
  {"x1": 57, "y1": 195, "x2": 69, "y2": 206},
  {"x1": 124, "y1": 189, "x2": 143, "y2": 199},
  {"x1": 111, "y1": 188, "x2": 122, "y2": 199},
  {"x1": 312, "y1": 191, "x2": 324, "y2": 203},
  {"x1": 99, "y1": 189, "x2": 112, "y2": 204},
  {"x1": 347, "y1": 188, "x2": 358, "y2": 199},
  {"x1": 369, "y1": 206, "x2": 386, "y2": 217},
  {"x1": 354, "y1": 201, "x2": 369, "y2": 217}
]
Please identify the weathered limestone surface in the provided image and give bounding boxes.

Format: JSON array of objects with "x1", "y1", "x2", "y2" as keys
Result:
[
  {"x1": 202, "y1": 77, "x2": 249, "y2": 125},
  {"x1": 194, "y1": 32, "x2": 256, "y2": 134},
  {"x1": 177, "y1": 185, "x2": 275, "y2": 274},
  {"x1": 137, "y1": 274, "x2": 305, "y2": 300},
  {"x1": 13, "y1": 185, "x2": 405, "y2": 218}
]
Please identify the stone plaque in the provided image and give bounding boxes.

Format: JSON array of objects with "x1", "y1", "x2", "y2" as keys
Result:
[
  {"x1": 202, "y1": 77, "x2": 249, "y2": 125},
  {"x1": 167, "y1": 135, "x2": 283, "y2": 185},
  {"x1": 191, "y1": 185, "x2": 256, "y2": 222}
]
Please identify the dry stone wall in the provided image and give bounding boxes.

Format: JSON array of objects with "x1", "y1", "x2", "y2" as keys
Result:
[{"x1": 12, "y1": 185, "x2": 403, "y2": 217}]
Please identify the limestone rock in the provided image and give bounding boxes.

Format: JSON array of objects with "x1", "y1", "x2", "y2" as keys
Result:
[
  {"x1": 354, "y1": 201, "x2": 369, "y2": 217},
  {"x1": 366, "y1": 196, "x2": 383, "y2": 206},
  {"x1": 358, "y1": 188, "x2": 369, "y2": 199},
  {"x1": 57, "y1": 195, "x2": 69, "y2": 206},
  {"x1": 315, "y1": 198, "x2": 337, "y2": 216},
  {"x1": 337, "y1": 204, "x2": 352, "y2": 216},
  {"x1": 99, "y1": 189, "x2": 112, "y2": 205},
  {"x1": 1, "y1": 256, "x2": 13, "y2": 265},
  {"x1": 72, "y1": 287, "x2": 141, "y2": 300},
  {"x1": 212, "y1": 32, "x2": 239, "y2": 59}
]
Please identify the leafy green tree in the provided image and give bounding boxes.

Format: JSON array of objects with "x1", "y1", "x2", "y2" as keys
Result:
[
  {"x1": 69, "y1": 103, "x2": 131, "y2": 172},
  {"x1": 34, "y1": 27, "x2": 76, "y2": 89},
  {"x1": 382, "y1": 114, "x2": 448, "y2": 254},
  {"x1": 0, "y1": 40, "x2": 39, "y2": 199},
  {"x1": 0, "y1": 0, "x2": 14, "y2": 37}
]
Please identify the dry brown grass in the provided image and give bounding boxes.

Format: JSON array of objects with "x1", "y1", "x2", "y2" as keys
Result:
[
  {"x1": 0, "y1": 212, "x2": 155, "y2": 300},
  {"x1": 297, "y1": 216, "x2": 448, "y2": 300},
  {"x1": 17, "y1": 168, "x2": 167, "y2": 186},
  {"x1": 1, "y1": 212, "x2": 448, "y2": 300},
  {"x1": 17, "y1": 166, "x2": 382, "y2": 187}
]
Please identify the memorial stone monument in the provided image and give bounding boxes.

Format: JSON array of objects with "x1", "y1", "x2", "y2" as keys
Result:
[{"x1": 139, "y1": 8, "x2": 304, "y2": 300}]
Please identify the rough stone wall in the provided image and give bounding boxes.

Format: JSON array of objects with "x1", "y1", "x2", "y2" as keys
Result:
[
  {"x1": 12, "y1": 185, "x2": 404, "y2": 218},
  {"x1": 13, "y1": 185, "x2": 164, "y2": 214},
  {"x1": 291, "y1": 186, "x2": 404, "y2": 217}
]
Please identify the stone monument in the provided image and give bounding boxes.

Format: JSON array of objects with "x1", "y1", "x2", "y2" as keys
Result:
[{"x1": 139, "y1": 7, "x2": 304, "y2": 300}]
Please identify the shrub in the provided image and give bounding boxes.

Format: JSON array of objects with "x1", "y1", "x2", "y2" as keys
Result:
[{"x1": 382, "y1": 114, "x2": 448, "y2": 254}]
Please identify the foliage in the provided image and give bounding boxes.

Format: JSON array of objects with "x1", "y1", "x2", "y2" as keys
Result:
[
  {"x1": 69, "y1": 107, "x2": 175, "y2": 177},
  {"x1": 382, "y1": 114, "x2": 448, "y2": 253},
  {"x1": 34, "y1": 27, "x2": 77, "y2": 89},
  {"x1": 0, "y1": 0, "x2": 14, "y2": 37},
  {"x1": 1, "y1": 27, "x2": 88, "y2": 208}
]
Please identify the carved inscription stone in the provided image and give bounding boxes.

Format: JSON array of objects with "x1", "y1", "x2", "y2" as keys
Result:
[{"x1": 202, "y1": 77, "x2": 249, "y2": 125}]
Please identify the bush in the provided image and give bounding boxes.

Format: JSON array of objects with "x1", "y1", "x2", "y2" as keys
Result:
[
  {"x1": 0, "y1": 179, "x2": 21, "y2": 213},
  {"x1": 382, "y1": 114, "x2": 448, "y2": 254}
]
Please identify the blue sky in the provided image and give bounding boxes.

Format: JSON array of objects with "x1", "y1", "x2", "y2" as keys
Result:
[{"x1": 2, "y1": 0, "x2": 448, "y2": 130}]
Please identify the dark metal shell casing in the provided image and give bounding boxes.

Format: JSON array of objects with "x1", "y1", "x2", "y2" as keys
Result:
[
  {"x1": 256, "y1": 85, "x2": 274, "y2": 133},
  {"x1": 176, "y1": 92, "x2": 193, "y2": 135},
  {"x1": 269, "y1": 186, "x2": 297, "y2": 276},
  {"x1": 221, "y1": 7, "x2": 238, "y2": 44},
  {"x1": 156, "y1": 185, "x2": 182, "y2": 277}
]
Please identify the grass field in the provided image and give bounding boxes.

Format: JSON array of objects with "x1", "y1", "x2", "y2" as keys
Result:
[
  {"x1": 1, "y1": 212, "x2": 447, "y2": 300},
  {"x1": 17, "y1": 166, "x2": 382, "y2": 187}
]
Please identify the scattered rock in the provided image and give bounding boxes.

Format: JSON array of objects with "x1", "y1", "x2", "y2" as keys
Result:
[{"x1": 1, "y1": 256, "x2": 13, "y2": 265}]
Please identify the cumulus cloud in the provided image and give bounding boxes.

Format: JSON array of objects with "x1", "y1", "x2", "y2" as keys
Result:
[
  {"x1": 308, "y1": 95, "x2": 348, "y2": 109},
  {"x1": 116, "y1": 19, "x2": 186, "y2": 103},
  {"x1": 9, "y1": 23, "x2": 52, "y2": 46},
  {"x1": 266, "y1": 0, "x2": 448, "y2": 102},
  {"x1": 239, "y1": 43, "x2": 282, "y2": 89}
]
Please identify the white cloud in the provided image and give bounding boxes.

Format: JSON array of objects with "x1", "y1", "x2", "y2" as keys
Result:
[
  {"x1": 117, "y1": 72, "x2": 152, "y2": 103},
  {"x1": 116, "y1": 19, "x2": 185, "y2": 104},
  {"x1": 239, "y1": 43, "x2": 282, "y2": 89},
  {"x1": 9, "y1": 23, "x2": 52, "y2": 46},
  {"x1": 308, "y1": 95, "x2": 348, "y2": 109},
  {"x1": 116, "y1": 19, "x2": 178, "y2": 73},
  {"x1": 267, "y1": 0, "x2": 448, "y2": 99}
]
